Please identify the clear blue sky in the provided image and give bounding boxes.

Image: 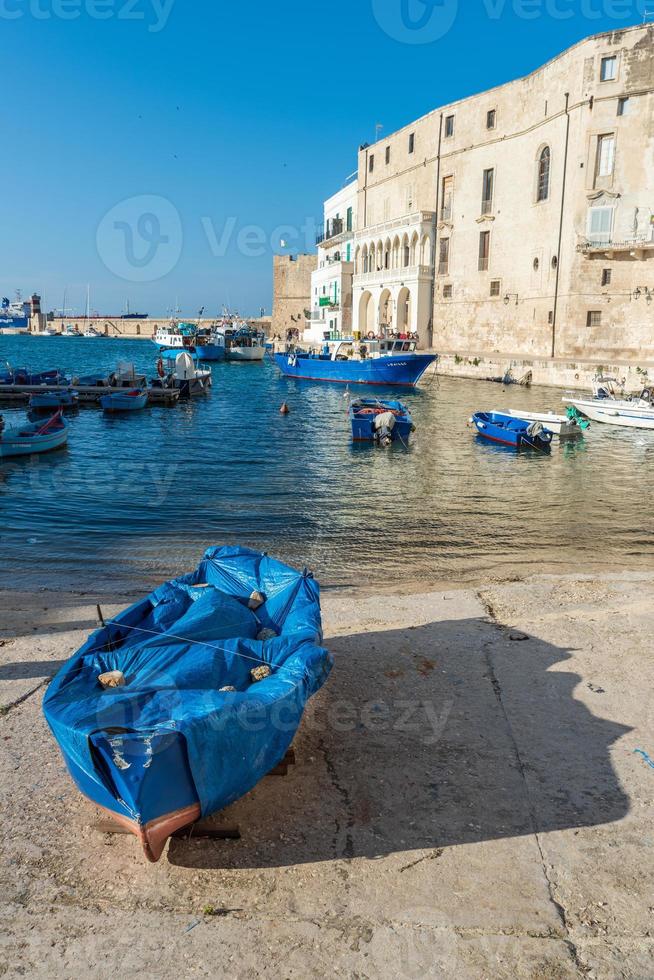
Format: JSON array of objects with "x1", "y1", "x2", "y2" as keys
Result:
[{"x1": 2, "y1": 0, "x2": 647, "y2": 317}]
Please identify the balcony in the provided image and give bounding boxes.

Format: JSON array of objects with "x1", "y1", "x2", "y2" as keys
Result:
[
  {"x1": 354, "y1": 264, "x2": 432, "y2": 286},
  {"x1": 355, "y1": 211, "x2": 436, "y2": 240},
  {"x1": 578, "y1": 236, "x2": 654, "y2": 258},
  {"x1": 316, "y1": 217, "x2": 354, "y2": 249}
]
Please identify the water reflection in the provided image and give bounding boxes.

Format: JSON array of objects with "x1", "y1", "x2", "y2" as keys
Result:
[{"x1": 0, "y1": 334, "x2": 653, "y2": 591}]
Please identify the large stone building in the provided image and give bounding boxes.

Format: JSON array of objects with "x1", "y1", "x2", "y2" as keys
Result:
[
  {"x1": 272, "y1": 254, "x2": 317, "y2": 338},
  {"x1": 337, "y1": 25, "x2": 654, "y2": 361}
]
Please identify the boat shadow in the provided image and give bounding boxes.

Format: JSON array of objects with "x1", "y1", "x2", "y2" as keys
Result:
[{"x1": 168, "y1": 615, "x2": 632, "y2": 869}]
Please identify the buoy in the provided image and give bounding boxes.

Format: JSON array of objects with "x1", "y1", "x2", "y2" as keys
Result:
[{"x1": 280, "y1": 402, "x2": 290, "y2": 414}]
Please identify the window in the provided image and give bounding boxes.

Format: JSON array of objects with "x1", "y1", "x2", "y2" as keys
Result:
[
  {"x1": 438, "y1": 238, "x2": 450, "y2": 275},
  {"x1": 346, "y1": 243, "x2": 351, "y2": 263},
  {"x1": 346, "y1": 207, "x2": 353, "y2": 232},
  {"x1": 490, "y1": 280, "x2": 501, "y2": 297},
  {"x1": 551, "y1": 255, "x2": 558, "y2": 270},
  {"x1": 403, "y1": 244, "x2": 410, "y2": 267},
  {"x1": 587, "y1": 310, "x2": 602, "y2": 327},
  {"x1": 445, "y1": 115, "x2": 455, "y2": 138},
  {"x1": 478, "y1": 231, "x2": 490, "y2": 271},
  {"x1": 369, "y1": 155, "x2": 375, "y2": 173},
  {"x1": 601, "y1": 56, "x2": 617, "y2": 82},
  {"x1": 443, "y1": 284, "x2": 453, "y2": 299},
  {"x1": 481, "y1": 168, "x2": 494, "y2": 214},
  {"x1": 487, "y1": 109, "x2": 496, "y2": 130},
  {"x1": 441, "y1": 175, "x2": 453, "y2": 220},
  {"x1": 537, "y1": 146, "x2": 551, "y2": 202},
  {"x1": 617, "y1": 97, "x2": 629, "y2": 116},
  {"x1": 588, "y1": 206, "x2": 614, "y2": 244},
  {"x1": 596, "y1": 134, "x2": 616, "y2": 179},
  {"x1": 602, "y1": 268, "x2": 612, "y2": 286},
  {"x1": 408, "y1": 133, "x2": 415, "y2": 154},
  {"x1": 533, "y1": 257, "x2": 540, "y2": 271},
  {"x1": 548, "y1": 311, "x2": 554, "y2": 325},
  {"x1": 385, "y1": 146, "x2": 391, "y2": 165}
]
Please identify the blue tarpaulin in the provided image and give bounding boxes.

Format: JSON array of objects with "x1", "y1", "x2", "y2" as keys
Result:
[{"x1": 43, "y1": 546, "x2": 333, "y2": 835}]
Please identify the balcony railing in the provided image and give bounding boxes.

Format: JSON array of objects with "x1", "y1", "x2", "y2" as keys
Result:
[
  {"x1": 354, "y1": 211, "x2": 436, "y2": 240},
  {"x1": 354, "y1": 264, "x2": 432, "y2": 285},
  {"x1": 579, "y1": 236, "x2": 654, "y2": 254}
]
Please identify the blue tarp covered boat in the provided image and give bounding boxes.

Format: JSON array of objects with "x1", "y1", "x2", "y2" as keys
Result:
[
  {"x1": 0, "y1": 412, "x2": 68, "y2": 458},
  {"x1": 0, "y1": 366, "x2": 67, "y2": 386},
  {"x1": 471, "y1": 411, "x2": 553, "y2": 450},
  {"x1": 43, "y1": 546, "x2": 333, "y2": 862},
  {"x1": 349, "y1": 398, "x2": 415, "y2": 445}
]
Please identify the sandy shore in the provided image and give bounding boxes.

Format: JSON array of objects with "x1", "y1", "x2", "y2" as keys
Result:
[{"x1": 1, "y1": 573, "x2": 653, "y2": 979}]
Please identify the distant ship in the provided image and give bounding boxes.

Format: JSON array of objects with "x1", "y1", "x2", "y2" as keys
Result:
[
  {"x1": 121, "y1": 300, "x2": 148, "y2": 320},
  {"x1": 0, "y1": 292, "x2": 30, "y2": 333}
]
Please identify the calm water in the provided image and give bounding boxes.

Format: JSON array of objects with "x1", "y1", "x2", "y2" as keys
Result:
[{"x1": 0, "y1": 334, "x2": 653, "y2": 593}]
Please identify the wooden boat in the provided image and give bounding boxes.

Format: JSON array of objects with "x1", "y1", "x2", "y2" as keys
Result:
[
  {"x1": 471, "y1": 412, "x2": 553, "y2": 450},
  {"x1": 100, "y1": 389, "x2": 148, "y2": 412},
  {"x1": 349, "y1": 398, "x2": 415, "y2": 445},
  {"x1": 504, "y1": 408, "x2": 586, "y2": 437},
  {"x1": 0, "y1": 412, "x2": 68, "y2": 458},
  {"x1": 29, "y1": 390, "x2": 79, "y2": 410},
  {"x1": 43, "y1": 546, "x2": 333, "y2": 863},
  {"x1": 275, "y1": 339, "x2": 437, "y2": 387}
]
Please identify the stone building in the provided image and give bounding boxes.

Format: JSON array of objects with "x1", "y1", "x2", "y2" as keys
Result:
[
  {"x1": 272, "y1": 254, "x2": 317, "y2": 338},
  {"x1": 348, "y1": 24, "x2": 654, "y2": 361}
]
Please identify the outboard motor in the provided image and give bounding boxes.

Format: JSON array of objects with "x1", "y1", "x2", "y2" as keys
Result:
[{"x1": 374, "y1": 410, "x2": 396, "y2": 447}]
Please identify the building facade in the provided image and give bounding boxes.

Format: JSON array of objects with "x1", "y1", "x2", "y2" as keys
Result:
[
  {"x1": 272, "y1": 254, "x2": 318, "y2": 339},
  {"x1": 347, "y1": 25, "x2": 654, "y2": 361},
  {"x1": 305, "y1": 180, "x2": 358, "y2": 344}
]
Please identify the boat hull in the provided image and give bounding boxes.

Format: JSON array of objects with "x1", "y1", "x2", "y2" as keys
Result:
[
  {"x1": 565, "y1": 399, "x2": 654, "y2": 430},
  {"x1": 349, "y1": 399, "x2": 414, "y2": 443},
  {"x1": 504, "y1": 409, "x2": 582, "y2": 437},
  {"x1": 472, "y1": 412, "x2": 552, "y2": 450},
  {"x1": 195, "y1": 344, "x2": 225, "y2": 361},
  {"x1": 227, "y1": 346, "x2": 265, "y2": 362},
  {"x1": 100, "y1": 391, "x2": 148, "y2": 411},
  {"x1": 275, "y1": 352, "x2": 437, "y2": 387},
  {"x1": 0, "y1": 418, "x2": 68, "y2": 457}
]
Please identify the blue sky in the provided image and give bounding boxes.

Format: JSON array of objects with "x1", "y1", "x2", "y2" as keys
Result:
[{"x1": 2, "y1": 0, "x2": 648, "y2": 317}]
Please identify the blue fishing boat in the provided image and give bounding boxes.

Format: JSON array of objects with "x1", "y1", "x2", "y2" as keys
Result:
[
  {"x1": 275, "y1": 339, "x2": 436, "y2": 387},
  {"x1": 471, "y1": 412, "x2": 553, "y2": 450},
  {"x1": 100, "y1": 389, "x2": 148, "y2": 412},
  {"x1": 43, "y1": 546, "x2": 333, "y2": 862},
  {"x1": 29, "y1": 390, "x2": 79, "y2": 410},
  {"x1": 349, "y1": 398, "x2": 415, "y2": 445},
  {"x1": 0, "y1": 412, "x2": 68, "y2": 458},
  {"x1": 195, "y1": 327, "x2": 226, "y2": 361},
  {"x1": 0, "y1": 365, "x2": 67, "y2": 387}
]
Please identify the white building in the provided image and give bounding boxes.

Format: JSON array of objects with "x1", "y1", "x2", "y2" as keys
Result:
[{"x1": 304, "y1": 179, "x2": 358, "y2": 344}]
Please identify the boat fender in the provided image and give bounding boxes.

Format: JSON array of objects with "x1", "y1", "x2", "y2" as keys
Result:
[
  {"x1": 98, "y1": 670, "x2": 126, "y2": 689},
  {"x1": 251, "y1": 665, "x2": 271, "y2": 683},
  {"x1": 157, "y1": 357, "x2": 165, "y2": 378},
  {"x1": 248, "y1": 590, "x2": 266, "y2": 610}
]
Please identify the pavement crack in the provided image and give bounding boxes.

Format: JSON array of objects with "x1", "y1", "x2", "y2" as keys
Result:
[
  {"x1": 318, "y1": 735, "x2": 354, "y2": 859},
  {"x1": 0, "y1": 677, "x2": 51, "y2": 717},
  {"x1": 399, "y1": 849, "x2": 444, "y2": 872}
]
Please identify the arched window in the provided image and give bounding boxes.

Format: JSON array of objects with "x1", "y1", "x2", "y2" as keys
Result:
[{"x1": 537, "y1": 146, "x2": 550, "y2": 202}]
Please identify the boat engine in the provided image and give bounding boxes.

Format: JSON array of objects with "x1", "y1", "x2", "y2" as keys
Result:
[{"x1": 374, "y1": 410, "x2": 396, "y2": 447}]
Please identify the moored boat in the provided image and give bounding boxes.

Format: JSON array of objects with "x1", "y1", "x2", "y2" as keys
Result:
[
  {"x1": 152, "y1": 349, "x2": 212, "y2": 397},
  {"x1": 0, "y1": 412, "x2": 68, "y2": 458},
  {"x1": 100, "y1": 389, "x2": 148, "y2": 412},
  {"x1": 349, "y1": 398, "x2": 415, "y2": 445},
  {"x1": 471, "y1": 411, "x2": 553, "y2": 450},
  {"x1": 223, "y1": 325, "x2": 266, "y2": 362},
  {"x1": 504, "y1": 408, "x2": 587, "y2": 437},
  {"x1": 29, "y1": 390, "x2": 79, "y2": 410},
  {"x1": 152, "y1": 320, "x2": 197, "y2": 351},
  {"x1": 194, "y1": 326, "x2": 226, "y2": 361},
  {"x1": 275, "y1": 339, "x2": 437, "y2": 387},
  {"x1": 43, "y1": 545, "x2": 333, "y2": 863},
  {"x1": 563, "y1": 387, "x2": 654, "y2": 430}
]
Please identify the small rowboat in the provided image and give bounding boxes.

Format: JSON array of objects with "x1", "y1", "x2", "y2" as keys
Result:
[
  {"x1": 0, "y1": 412, "x2": 68, "y2": 458},
  {"x1": 471, "y1": 411, "x2": 553, "y2": 451},
  {"x1": 43, "y1": 546, "x2": 333, "y2": 863},
  {"x1": 504, "y1": 408, "x2": 586, "y2": 437},
  {"x1": 349, "y1": 398, "x2": 415, "y2": 445},
  {"x1": 29, "y1": 390, "x2": 79, "y2": 410},
  {"x1": 100, "y1": 389, "x2": 148, "y2": 412}
]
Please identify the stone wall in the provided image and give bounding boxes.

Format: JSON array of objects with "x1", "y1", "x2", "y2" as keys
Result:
[{"x1": 272, "y1": 254, "x2": 317, "y2": 337}]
